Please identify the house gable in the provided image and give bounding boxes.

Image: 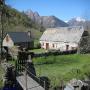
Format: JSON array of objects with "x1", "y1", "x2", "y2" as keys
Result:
[{"x1": 3, "y1": 34, "x2": 14, "y2": 47}]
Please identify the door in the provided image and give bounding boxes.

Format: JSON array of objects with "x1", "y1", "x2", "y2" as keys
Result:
[
  {"x1": 66, "y1": 45, "x2": 69, "y2": 51},
  {"x1": 46, "y1": 43, "x2": 49, "y2": 49}
]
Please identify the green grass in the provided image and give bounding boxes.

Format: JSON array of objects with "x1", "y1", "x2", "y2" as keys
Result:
[
  {"x1": 33, "y1": 54, "x2": 90, "y2": 87},
  {"x1": 30, "y1": 48, "x2": 47, "y2": 54}
]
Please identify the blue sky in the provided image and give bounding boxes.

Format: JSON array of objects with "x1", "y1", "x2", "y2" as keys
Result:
[{"x1": 6, "y1": 0, "x2": 90, "y2": 21}]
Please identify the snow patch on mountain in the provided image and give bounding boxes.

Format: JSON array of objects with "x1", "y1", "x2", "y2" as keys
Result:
[{"x1": 75, "y1": 17, "x2": 86, "y2": 22}]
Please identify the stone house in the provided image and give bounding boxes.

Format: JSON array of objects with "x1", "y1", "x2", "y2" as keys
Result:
[{"x1": 40, "y1": 26, "x2": 84, "y2": 51}]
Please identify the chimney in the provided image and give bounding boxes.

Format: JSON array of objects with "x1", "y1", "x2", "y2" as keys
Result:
[{"x1": 28, "y1": 31, "x2": 31, "y2": 38}]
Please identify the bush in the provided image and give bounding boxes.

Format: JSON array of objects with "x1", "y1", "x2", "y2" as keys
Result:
[{"x1": 80, "y1": 36, "x2": 90, "y2": 54}]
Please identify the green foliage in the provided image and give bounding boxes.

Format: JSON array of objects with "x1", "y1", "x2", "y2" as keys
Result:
[
  {"x1": 33, "y1": 40, "x2": 42, "y2": 49},
  {"x1": 2, "y1": 6, "x2": 32, "y2": 28},
  {"x1": 30, "y1": 48, "x2": 46, "y2": 54}
]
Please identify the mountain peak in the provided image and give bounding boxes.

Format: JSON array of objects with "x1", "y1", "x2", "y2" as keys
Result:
[
  {"x1": 67, "y1": 17, "x2": 90, "y2": 30},
  {"x1": 25, "y1": 10, "x2": 69, "y2": 28},
  {"x1": 25, "y1": 9, "x2": 34, "y2": 15}
]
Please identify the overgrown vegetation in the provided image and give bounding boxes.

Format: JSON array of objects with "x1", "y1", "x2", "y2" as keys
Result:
[
  {"x1": 0, "y1": 65, "x2": 4, "y2": 87},
  {"x1": 33, "y1": 54, "x2": 90, "y2": 87},
  {"x1": 80, "y1": 30, "x2": 90, "y2": 53}
]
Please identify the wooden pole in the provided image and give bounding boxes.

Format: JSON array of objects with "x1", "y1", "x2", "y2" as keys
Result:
[
  {"x1": 0, "y1": 0, "x2": 5, "y2": 60},
  {"x1": 25, "y1": 56, "x2": 28, "y2": 90},
  {"x1": 25, "y1": 68, "x2": 27, "y2": 90}
]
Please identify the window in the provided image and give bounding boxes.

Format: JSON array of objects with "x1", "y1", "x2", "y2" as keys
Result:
[
  {"x1": 71, "y1": 47, "x2": 74, "y2": 50},
  {"x1": 52, "y1": 44, "x2": 54, "y2": 48},
  {"x1": 42, "y1": 43, "x2": 44, "y2": 46},
  {"x1": 6, "y1": 35, "x2": 9, "y2": 42},
  {"x1": 66, "y1": 45, "x2": 69, "y2": 51}
]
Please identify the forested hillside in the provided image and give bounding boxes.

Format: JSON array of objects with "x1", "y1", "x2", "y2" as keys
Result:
[{"x1": 0, "y1": 5, "x2": 44, "y2": 39}]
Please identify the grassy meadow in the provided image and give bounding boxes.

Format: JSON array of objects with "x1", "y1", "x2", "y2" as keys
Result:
[{"x1": 33, "y1": 54, "x2": 90, "y2": 87}]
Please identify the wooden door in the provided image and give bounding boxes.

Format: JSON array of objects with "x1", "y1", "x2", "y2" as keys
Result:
[
  {"x1": 66, "y1": 45, "x2": 69, "y2": 51},
  {"x1": 46, "y1": 43, "x2": 49, "y2": 49}
]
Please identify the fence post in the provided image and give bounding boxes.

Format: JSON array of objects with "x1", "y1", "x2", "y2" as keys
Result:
[
  {"x1": 44, "y1": 80, "x2": 46, "y2": 90},
  {"x1": 60, "y1": 80, "x2": 64, "y2": 90},
  {"x1": 25, "y1": 68, "x2": 27, "y2": 90},
  {"x1": 15, "y1": 60, "x2": 17, "y2": 75}
]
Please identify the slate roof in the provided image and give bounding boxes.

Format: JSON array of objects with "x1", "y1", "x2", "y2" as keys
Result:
[
  {"x1": 7, "y1": 32, "x2": 33, "y2": 43},
  {"x1": 40, "y1": 26, "x2": 84, "y2": 43}
]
